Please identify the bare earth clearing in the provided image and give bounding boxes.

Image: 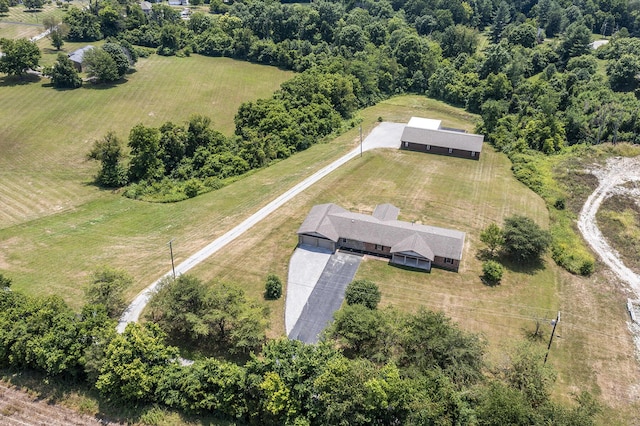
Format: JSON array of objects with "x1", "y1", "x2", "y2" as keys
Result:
[
  {"x1": 0, "y1": 382, "x2": 112, "y2": 425},
  {"x1": 577, "y1": 156, "x2": 640, "y2": 356}
]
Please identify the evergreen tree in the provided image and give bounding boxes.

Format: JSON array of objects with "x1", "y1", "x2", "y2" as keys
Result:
[{"x1": 491, "y1": 1, "x2": 511, "y2": 43}]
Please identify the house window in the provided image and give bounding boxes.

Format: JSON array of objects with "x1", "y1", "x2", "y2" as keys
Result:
[
  {"x1": 448, "y1": 148, "x2": 453, "y2": 154},
  {"x1": 444, "y1": 257, "x2": 454, "y2": 264},
  {"x1": 375, "y1": 244, "x2": 384, "y2": 251},
  {"x1": 404, "y1": 141, "x2": 408, "y2": 148},
  {"x1": 341, "y1": 238, "x2": 347, "y2": 243},
  {"x1": 426, "y1": 145, "x2": 431, "y2": 150},
  {"x1": 471, "y1": 151, "x2": 476, "y2": 157}
]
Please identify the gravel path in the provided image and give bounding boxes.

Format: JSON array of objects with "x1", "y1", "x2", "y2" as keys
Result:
[
  {"x1": 577, "y1": 156, "x2": 640, "y2": 296},
  {"x1": 118, "y1": 123, "x2": 404, "y2": 332},
  {"x1": 576, "y1": 155, "x2": 640, "y2": 353}
]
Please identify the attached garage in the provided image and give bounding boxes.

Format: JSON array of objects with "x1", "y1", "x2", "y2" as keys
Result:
[{"x1": 299, "y1": 234, "x2": 336, "y2": 251}]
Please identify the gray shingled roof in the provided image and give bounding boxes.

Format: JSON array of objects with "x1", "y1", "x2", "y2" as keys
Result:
[
  {"x1": 401, "y1": 116, "x2": 484, "y2": 153},
  {"x1": 297, "y1": 203, "x2": 465, "y2": 260},
  {"x1": 373, "y1": 203, "x2": 399, "y2": 221},
  {"x1": 68, "y1": 45, "x2": 94, "y2": 64}
]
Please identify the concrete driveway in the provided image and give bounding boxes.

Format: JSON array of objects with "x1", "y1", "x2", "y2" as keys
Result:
[
  {"x1": 118, "y1": 122, "x2": 403, "y2": 333},
  {"x1": 287, "y1": 250, "x2": 362, "y2": 344}
]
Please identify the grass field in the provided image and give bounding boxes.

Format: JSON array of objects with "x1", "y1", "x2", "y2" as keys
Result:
[
  {"x1": 1, "y1": 88, "x2": 640, "y2": 423},
  {"x1": 0, "y1": 54, "x2": 292, "y2": 228},
  {"x1": 0, "y1": 1, "x2": 70, "y2": 40}
]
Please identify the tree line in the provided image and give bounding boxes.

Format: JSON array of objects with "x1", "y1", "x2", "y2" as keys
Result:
[
  {"x1": 0, "y1": 272, "x2": 599, "y2": 425},
  {"x1": 89, "y1": 67, "x2": 355, "y2": 200}
]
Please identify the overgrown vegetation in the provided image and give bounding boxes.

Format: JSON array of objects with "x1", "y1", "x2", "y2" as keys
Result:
[{"x1": 0, "y1": 281, "x2": 599, "y2": 425}]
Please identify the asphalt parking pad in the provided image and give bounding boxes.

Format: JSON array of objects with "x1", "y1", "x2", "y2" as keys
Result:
[{"x1": 288, "y1": 251, "x2": 362, "y2": 344}]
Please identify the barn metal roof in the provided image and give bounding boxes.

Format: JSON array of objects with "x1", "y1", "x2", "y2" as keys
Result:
[
  {"x1": 401, "y1": 116, "x2": 484, "y2": 153},
  {"x1": 297, "y1": 203, "x2": 465, "y2": 260}
]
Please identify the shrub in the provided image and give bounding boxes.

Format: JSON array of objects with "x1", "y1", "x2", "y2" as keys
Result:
[
  {"x1": 264, "y1": 274, "x2": 282, "y2": 300},
  {"x1": 482, "y1": 260, "x2": 504, "y2": 284},
  {"x1": 345, "y1": 279, "x2": 381, "y2": 309},
  {"x1": 183, "y1": 178, "x2": 202, "y2": 198}
]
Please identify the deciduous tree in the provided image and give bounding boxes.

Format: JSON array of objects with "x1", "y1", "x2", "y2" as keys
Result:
[
  {"x1": 502, "y1": 215, "x2": 552, "y2": 262},
  {"x1": 85, "y1": 267, "x2": 132, "y2": 318},
  {"x1": 45, "y1": 53, "x2": 82, "y2": 89},
  {"x1": 88, "y1": 131, "x2": 128, "y2": 187},
  {"x1": 0, "y1": 38, "x2": 40, "y2": 77},
  {"x1": 480, "y1": 222, "x2": 504, "y2": 255}
]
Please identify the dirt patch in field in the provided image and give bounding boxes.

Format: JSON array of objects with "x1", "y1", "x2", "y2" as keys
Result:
[
  {"x1": 597, "y1": 195, "x2": 640, "y2": 274},
  {"x1": 0, "y1": 381, "x2": 112, "y2": 426}
]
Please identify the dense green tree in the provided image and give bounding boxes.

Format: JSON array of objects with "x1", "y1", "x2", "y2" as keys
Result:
[
  {"x1": 45, "y1": 53, "x2": 82, "y2": 89},
  {"x1": 128, "y1": 124, "x2": 163, "y2": 181},
  {"x1": 501, "y1": 342, "x2": 556, "y2": 408},
  {"x1": 559, "y1": 22, "x2": 592, "y2": 63},
  {"x1": 0, "y1": 292, "x2": 109, "y2": 378},
  {"x1": 85, "y1": 267, "x2": 131, "y2": 318},
  {"x1": 399, "y1": 308, "x2": 485, "y2": 385},
  {"x1": 491, "y1": 1, "x2": 511, "y2": 43},
  {"x1": 0, "y1": 38, "x2": 40, "y2": 77},
  {"x1": 502, "y1": 215, "x2": 552, "y2": 262},
  {"x1": 156, "y1": 358, "x2": 248, "y2": 416},
  {"x1": 344, "y1": 278, "x2": 381, "y2": 309},
  {"x1": 607, "y1": 54, "x2": 640, "y2": 91},
  {"x1": 504, "y1": 22, "x2": 537, "y2": 48},
  {"x1": 96, "y1": 323, "x2": 179, "y2": 403},
  {"x1": 439, "y1": 24, "x2": 479, "y2": 58},
  {"x1": 23, "y1": 0, "x2": 43, "y2": 10},
  {"x1": 102, "y1": 42, "x2": 131, "y2": 78},
  {"x1": 88, "y1": 131, "x2": 128, "y2": 187},
  {"x1": 476, "y1": 381, "x2": 538, "y2": 425},
  {"x1": 64, "y1": 7, "x2": 103, "y2": 41},
  {"x1": 245, "y1": 338, "x2": 343, "y2": 423},
  {"x1": 148, "y1": 276, "x2": 267, "y2": 354},
  {"x1": 0, "y1": 0, "x2": 8, "y2": 14},
  {"x1": 331, "y1": 304, "x2": 383, "y2": 353},
  {"x1": 83, "y1": 46, "x2": 119, "y2": 82},
  {"x1": 147, "y1": 275, "x2": 208, "y2": 342},
  {"x1": 99, "y1": 4, "x2": 123, "y2": 38}
]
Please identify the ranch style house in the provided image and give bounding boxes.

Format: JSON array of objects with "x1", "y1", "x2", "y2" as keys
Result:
[
  {"x1": 297, "y1": 203, "x2": 465, "y2": 272},
  {"x1": 401, "y1": 116, "x2": 484, "y2": 160}
]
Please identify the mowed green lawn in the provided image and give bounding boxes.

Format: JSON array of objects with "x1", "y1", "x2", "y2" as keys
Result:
[
  {"x1": 0, "y1": 54, "x2": 293, "y2": 228},
  {"x1": 0, "y1": 2, "x2": 69, "y2": 40},
  {"x1": 2, "y1": 91, "x2": 638, "y2": 420}
]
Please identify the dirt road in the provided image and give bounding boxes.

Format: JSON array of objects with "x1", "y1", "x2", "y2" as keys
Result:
[
  {"x1": 577, "y1": 155, "x2": 640, "y2": 352},
  {"x1": 577, "y1": 156, "x2": 640, "y2": 296}
]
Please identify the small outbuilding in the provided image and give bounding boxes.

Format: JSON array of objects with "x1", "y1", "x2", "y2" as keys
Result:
[
  {"x1": 297, "y1": 203, "x2": 465, "y2": 272},
  {"x1": 400, "y1": 117, "x2": 484, "y2": 160},
  {"x1": 140, "y1": 1, "x2": 152, "y2": 14},
  {"x1": 68, "y1": 45, "x2": 94, "y2": 72}
]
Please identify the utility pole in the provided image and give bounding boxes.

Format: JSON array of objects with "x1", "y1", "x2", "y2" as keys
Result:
[
  {"x1": 359, "y1": 125, "x2": 363, "y2": 158},
  {"x1": 544, "y1": 312, "x2": 560, "y2": 364},
  {"x1": 168, "y1": 239, "x2": 176, "y2": 279}
]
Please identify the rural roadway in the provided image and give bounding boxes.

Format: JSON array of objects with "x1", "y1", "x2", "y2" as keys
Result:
[{"x1": 117, "y1": 122, "x2": 405, "y2": 332}]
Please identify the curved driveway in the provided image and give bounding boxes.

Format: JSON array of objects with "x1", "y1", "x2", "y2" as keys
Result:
[{"x1": 117, "y1": 122, "x2": 405, "y2": 332}]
